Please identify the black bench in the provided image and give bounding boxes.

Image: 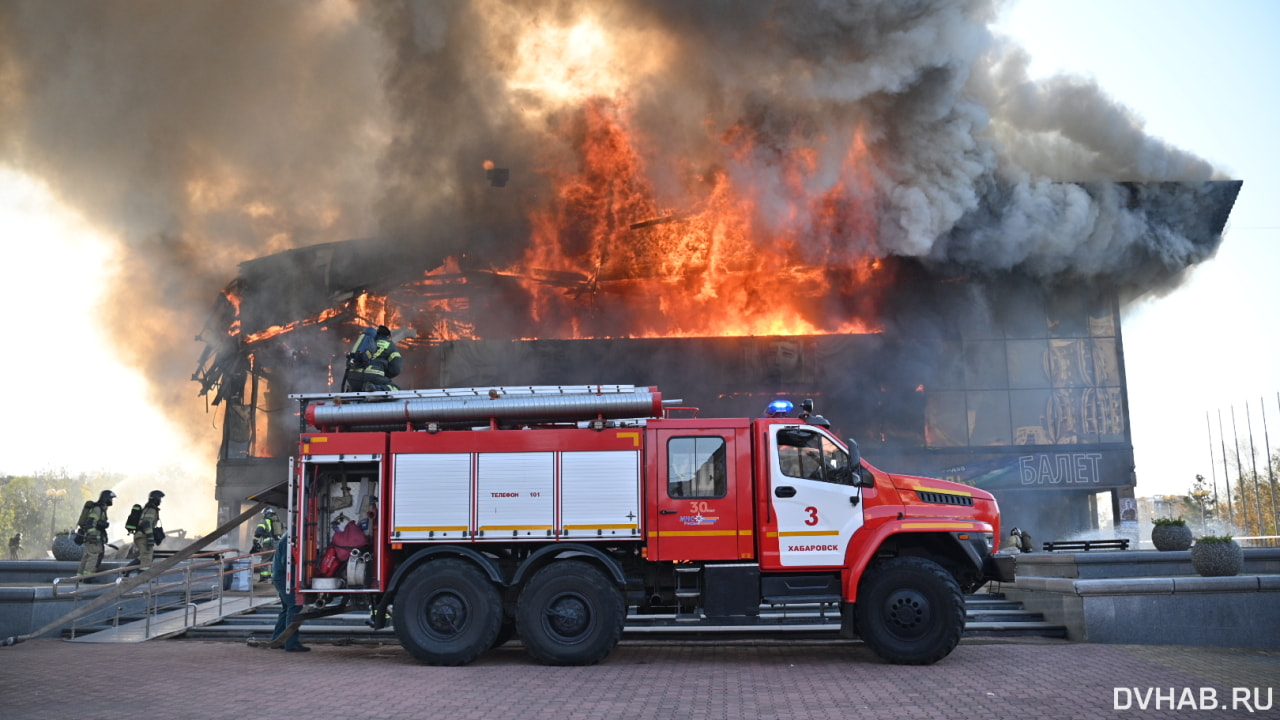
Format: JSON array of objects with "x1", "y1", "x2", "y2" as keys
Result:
[{"x1": 1042, "y1": 538, "x2": 1130, "y2": 552}]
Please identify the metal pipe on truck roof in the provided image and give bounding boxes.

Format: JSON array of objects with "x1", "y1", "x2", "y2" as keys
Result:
[{"x1": 306, "y1": 388, "x2": 663, "y2": 429}]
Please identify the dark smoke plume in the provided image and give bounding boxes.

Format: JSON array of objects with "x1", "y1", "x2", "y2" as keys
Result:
[{"x1": 0, "y1": 0, "x2": 1231, "y2": 452}]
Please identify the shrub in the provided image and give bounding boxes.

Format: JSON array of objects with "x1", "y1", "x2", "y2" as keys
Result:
[{"x1": 1152, "y1": 517, "x2": 1186, "y2": 527}]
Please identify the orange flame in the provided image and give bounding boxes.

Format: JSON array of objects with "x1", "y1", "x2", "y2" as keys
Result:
[
  {"x1": 227, "y1": 101, "x2": 886, "y2": 349},
  {"x1": 510, "y1": 98, "x2": 883, "y2": 340},
  {"x1": 243, "y1": 306, "x2": 345, "y2": 345}
]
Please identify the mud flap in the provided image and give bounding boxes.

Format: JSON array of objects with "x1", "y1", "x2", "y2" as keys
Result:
[
  {"x1": 983, "y1": 553, "x2": 1016, "y2": 583},
  {"x1": 839, "y1": 602, "x2": 856, "y2": 639}
]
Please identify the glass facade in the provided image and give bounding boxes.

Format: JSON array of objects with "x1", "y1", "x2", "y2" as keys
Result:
[{"x1": 923, "y1": 282, "x2": 1126, "y2": 450}]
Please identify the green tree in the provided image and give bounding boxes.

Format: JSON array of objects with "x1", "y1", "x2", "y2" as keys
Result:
[
  {"x1": 0, "y1": 470, "x2": 120, "y2": 557},
  {"x1": 1180, "y1": 474, "x2": 1216, "y2": 535},
  {"x1": 1228, "y1": 453, "x2": 1278, "y2": 537}
]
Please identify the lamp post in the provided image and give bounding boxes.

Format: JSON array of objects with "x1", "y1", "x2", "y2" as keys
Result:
[{"x1": 45, "y1": 488, "x2": 67, "y2": 540}]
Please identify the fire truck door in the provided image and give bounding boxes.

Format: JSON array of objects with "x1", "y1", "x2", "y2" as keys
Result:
[
  {"x1": 650, "y1": 428, "x2": 750, "y2": 562},
  {"x1": 767, "y1": 426, "x2": 864, "y2": 568}
]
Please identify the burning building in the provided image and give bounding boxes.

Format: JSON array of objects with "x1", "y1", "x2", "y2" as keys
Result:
[
  {"x1": 193, "y1": 176, "x2": 1240, "y2": 549},
  {"x1": 0, "y1": 2, "x2": 1246, "y2": 550},
  {"x1": 102, "y1": 0, "x2": 1231, "y2": 547}
]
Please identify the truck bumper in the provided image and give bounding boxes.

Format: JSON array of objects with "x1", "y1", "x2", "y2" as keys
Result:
[{"x1": 983, "y1": 553, "x2": 1017, "y2": 583}]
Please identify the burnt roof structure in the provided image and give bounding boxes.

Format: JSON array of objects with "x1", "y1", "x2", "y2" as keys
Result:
[{"x1": 195, "y1": 180, "x2": 1240, "y2": 544}]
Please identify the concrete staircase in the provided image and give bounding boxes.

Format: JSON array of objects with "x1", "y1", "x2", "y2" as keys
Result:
[
  {"x1": 962, "y1": 592, "x2": 1067, "y2": 638},
  {"x1": 175, "y1": 591, "x2": 1066, "y2": 644}
]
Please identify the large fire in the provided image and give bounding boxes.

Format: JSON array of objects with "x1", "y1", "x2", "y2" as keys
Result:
[
  {"x1": 220, "y1": 95, "x2": 891, "y2": 348},
  {"x1": 511, "y1": 98, "x2": 884, "y2": 340},
  {"x1": 216, "y1": 17, "x2": 891, "y2": 349}
]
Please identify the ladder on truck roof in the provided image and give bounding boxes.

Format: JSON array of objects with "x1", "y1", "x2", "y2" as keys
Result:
[{"x1": 288, "y1": 384, "x2": 648, "y2": 402}]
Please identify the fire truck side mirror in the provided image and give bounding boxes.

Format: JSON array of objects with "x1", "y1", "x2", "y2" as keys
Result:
[{"x1": 846, "y1": 439, "x2": 875, "y2": 488}]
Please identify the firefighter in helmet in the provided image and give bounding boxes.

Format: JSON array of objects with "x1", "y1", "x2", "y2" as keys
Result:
[
  {"x1": 253, "y1": 507, "x2": 281, "y2": 582},
  {"x1": 77, "y1": 490, "x2": 115, "y2": 577},
  {"x1": 132, "y1": 490, "x2": 165, "y2": 573},
  {"x1": 343, "y1": 325, "x2": 402, "y2": 392}
]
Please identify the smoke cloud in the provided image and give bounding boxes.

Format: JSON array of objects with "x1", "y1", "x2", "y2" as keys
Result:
[{"x1": 0, "y1": 0, "x2": 1233, "y2": 467}]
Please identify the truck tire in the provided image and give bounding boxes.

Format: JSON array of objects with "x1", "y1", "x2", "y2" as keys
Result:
[
  {"x1": 515, "y1": 560, "x2": 625, "y2": 666},
  {"x1": 394, "y1": 558, "x2": 502, "y2": 666},
  {"x1": 491, "y1": 619, "x2": 517, "y2": 648},
  {"x1": 855, "y1": 556, "x2": 964, "y2": 665}
]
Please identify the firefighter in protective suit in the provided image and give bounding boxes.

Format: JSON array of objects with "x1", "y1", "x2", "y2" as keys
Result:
[
  {"x1": 77, "y1": 490, "x2": 115, "y2": 577},
  {"x1": 344, "y1": 325, "x2": 402, "y2": 392},
  {"x1": 253, "y1": 507, "x2": 280, "y2": 582},
  {"x1": 132, "y1": 490, "x2": 164, "y2": 572}
]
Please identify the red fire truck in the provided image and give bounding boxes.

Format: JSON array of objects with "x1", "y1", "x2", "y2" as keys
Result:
[{"x1": 284, "y1": 384, "x2": 1013, "y2": 666}]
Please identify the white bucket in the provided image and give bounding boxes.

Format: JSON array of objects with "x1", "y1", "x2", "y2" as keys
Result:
[{"x1": 231, "y1": 558, "x2": 252, "y2": 591}]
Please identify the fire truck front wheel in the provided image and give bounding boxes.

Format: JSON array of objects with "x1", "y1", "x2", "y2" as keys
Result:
[
  {"x1": 855, "y1": 556, "x2": 965, "y2": 665},
  {"x1": 515, "y1": 560, "x2": 625, "y2": 666},
  {"x1": 394, "y1": 558, "x2": 502, "y2": 666}
]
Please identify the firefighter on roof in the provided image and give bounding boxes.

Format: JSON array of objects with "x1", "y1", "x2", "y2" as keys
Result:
[
  {"x1": 77, "y1": 490, "x2": 115, "y2": 577},
  {"x1": 132, "y1": 490, "x2": 164, "y2": 573},
  {"x1": 343, "y1": 325, "x2": 402, "y2": 392},
  {"x1": 253, "y1": 507, "x2": 281, "y2": 582}
]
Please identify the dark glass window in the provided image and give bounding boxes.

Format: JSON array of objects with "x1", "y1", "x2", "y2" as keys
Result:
[
  {"x1": 922, "y1": 284, "x2": 1126, "y2": 449},
  {"x1": 925, "y1": 391, "x2": 968, "y2": 447},
  {"x1": 668, "y1": 437, "x2": 727, "y2": 499},
  {"x1": 776, "y1": 429, "x2": 853, "y2": 485},
  {"x1": 966, "y1": 390, "x2": 1011, "y2": 446},
  {"x1": 965, "y1": 341, "x2": 1008, "y2": 390}
]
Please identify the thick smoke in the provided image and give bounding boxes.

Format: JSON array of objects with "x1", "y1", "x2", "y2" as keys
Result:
[
  {"x1": 0, "y1": 1, "x2": 1230, "y2": 459},
  {"x1": 366, "y1": 0, "x2": 1228, "y2": 281},
  {"x1": 0, "y1": 1, "x2": 387, "y2": 451}
]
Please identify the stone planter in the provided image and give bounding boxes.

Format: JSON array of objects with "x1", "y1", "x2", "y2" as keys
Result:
[
  {"x1": 1151, "y1": 523, "x2": 1192, "y2": 551},
  {"x1": 1190, "y1": 539, "x2": 1243, "y2": 577},
  {"x1": 51, "y1": 532, "x2": 84, "y2": 562}
]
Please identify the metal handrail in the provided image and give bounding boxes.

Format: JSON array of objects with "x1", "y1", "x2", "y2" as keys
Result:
[
  {"x1": 55, "y1": 547, "x2": 278, "y2": 640},
  {"x1": 1234, "y1": 535, "x2": 1280, "y2": 548}
]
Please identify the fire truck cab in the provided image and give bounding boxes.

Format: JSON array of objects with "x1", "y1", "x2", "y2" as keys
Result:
[{"x1": 285, "y1": 385, "x2": 1013, "y2": 666}]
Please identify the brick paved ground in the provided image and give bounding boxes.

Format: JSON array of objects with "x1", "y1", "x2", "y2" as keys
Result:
[{"x1": 1, "y1": 637, "x2": 1277, "y2": 719}]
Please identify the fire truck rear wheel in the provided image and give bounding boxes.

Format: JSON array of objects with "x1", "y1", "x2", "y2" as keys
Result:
[
  {"x1": 491, "y1": 619, "x2": 517, "y2": 648},
  {"x1": 855, "y1": 556, "x2": 964, "y2": 665},
  {"x1": 515, "y1": 560, "x2": 625, "y2": 666},
  {"x1": 394, "y1": 558, "x2": 502, "y2": 666}
]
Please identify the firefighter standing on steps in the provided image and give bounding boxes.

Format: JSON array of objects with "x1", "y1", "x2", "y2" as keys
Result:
[
  {"x1": 343, "y1": 325, "x2": 402, "y2": 392},
  {"x1": 253, "y1": 507, "x2": 280, "y2": 582},
  {"x1": 132, "y1": 490, "x2": 164, "y2": 573},
  {"x1": 77, "y1": 490, "x2": 115, "y2": 577}
]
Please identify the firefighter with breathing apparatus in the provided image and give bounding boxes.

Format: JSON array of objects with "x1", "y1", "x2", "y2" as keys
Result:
[
  {"x1": 343, "y1": 325, "x2": 402, "y2": 392},
  {"x1": 253, "y1": 507, "x2": 281, "y2": 582},
  {"x1": 131, "y1": 490, "x2": 165, "y2": 573},
  {"x1": 75, "y1": 490, "x2": 115, "y2": 577}
]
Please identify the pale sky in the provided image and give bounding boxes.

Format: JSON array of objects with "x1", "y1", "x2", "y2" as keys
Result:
[
  {"x1": 995, "y1": 0, "x2": 1280, "y2": 500},
  {"x1": 0, "y1": 0, "x2": 1276, "y2": 507},
  {"x1": 0, "y1": 168, "x2": 212, "y2": 479}
]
